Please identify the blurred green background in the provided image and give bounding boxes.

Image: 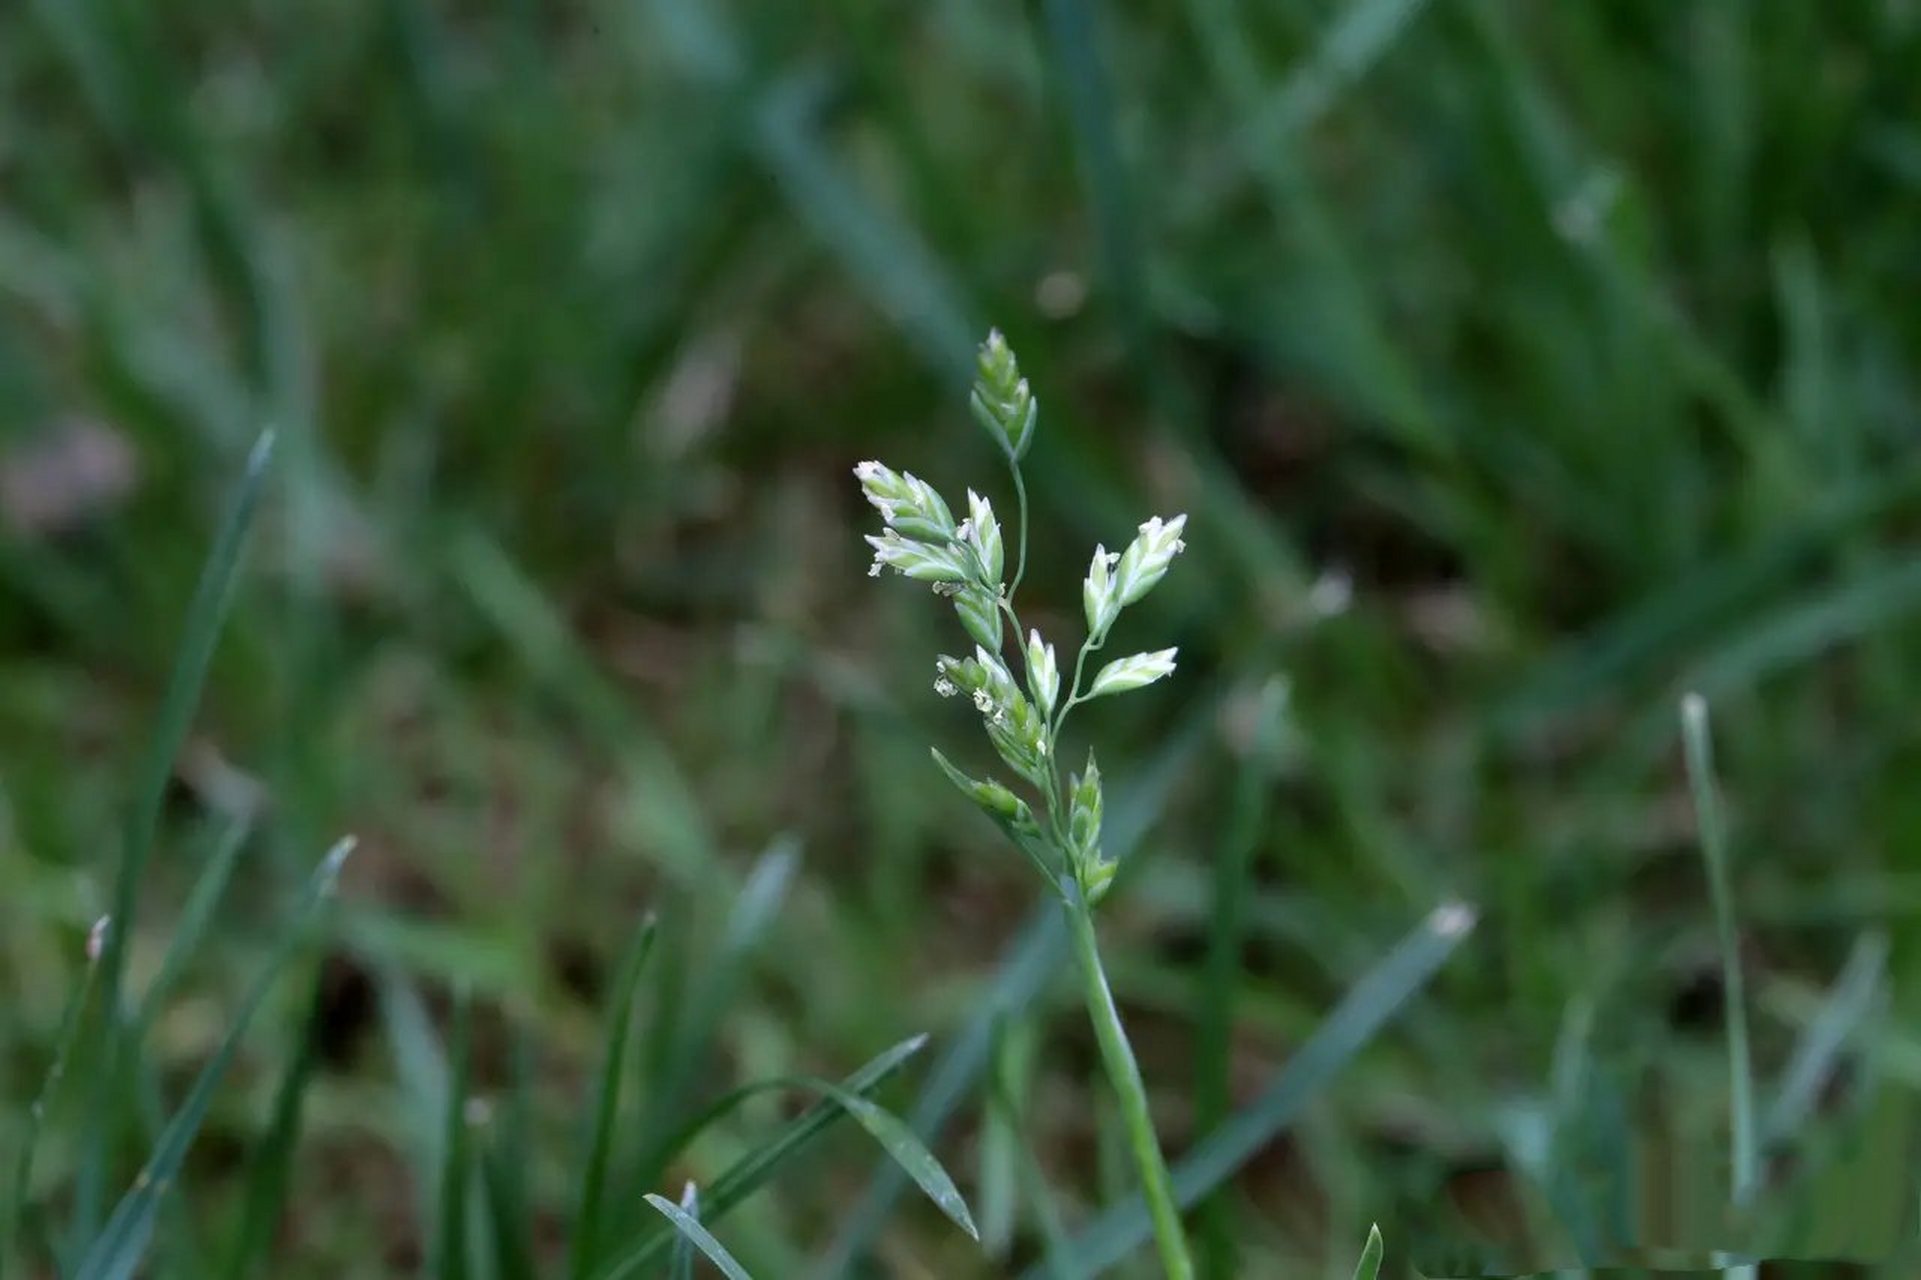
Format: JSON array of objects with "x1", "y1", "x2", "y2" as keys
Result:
[{"x1": 4, "y1": 0, "x2": 1921, "y2": 1275}]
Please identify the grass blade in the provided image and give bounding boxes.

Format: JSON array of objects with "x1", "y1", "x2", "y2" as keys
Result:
[
  {"x1": 668, "y1": 1183, "x2": 699, "y2": 1280},
  {"x1": 76, "y1": 429, "x2": 274, "y2": 1244},
  {"x1": 568, "y1": 915, "x2": 660, "y2": 1280},
  {"x1": 1762, "y1": 933, "x2": 1888, "y2": 1151},
  {"x1": 1032, "y1": 901, "x2": 1475, "y2": 1279},
  {"x1": 431, "y1": 990, "x2": 475, "y2": 1280},
  {"x1": 1681, "y1": 557, "x2": 1921, "y2": 706},
  {"x1": 1195, "y1": 678, "x2": 1288, "y2": 1274},
  {"x1": 447, "y1": 526, "x2": 716, "y2": 882},
  {"x1": 753, "y1": 72, "x2": 975, "y2": 383},
  {"x1": 630, "y1": 840, "x2": 799, "y2": 1190},
  {"x1": 1243, "y1": 0, "x2": 1430, "y2": 146},
  {"x1": 1060, "y1": 884, "x2": 1192, "y2": 1279},
  {"x1": 589, "y1": 1035, "x2": 929, "y2": 1280},
  {"x1": 73, "y1": 835, "x2": 353, "y2": 1280},
  {"x1": 96, "y1": 432, "x2": 275, "y2": 1009},
  {"x1": 375, "y1": 971, "x2": 458, "y2": 1258},
  {"x1": 641, "y1": 1195, "x2": 754, "y2": 1280},
  {"x1": 789, "y1": 1080, "x2": 977, "y2": 1242},
  {"x1": 1493, "y1": 465, "x2": 1921, "y2": 734},
  {"x1": 817, "y1": 704, "x2": 1210, "y2": 1275},
  {"x1": 1037, "y1": 0, "x2": 1148, "y2": 350},
  {"x1": 1, "y1": 927, "x2": 104, "y2": 1280},
  {"x1": 825, "y1": 908, "x2": 1061, "y2": 1270},
  {"x1": 976, "y1": 1018, "x2": 1025, "y2": 1257},
  {"x1": 1349, "y1": 1224, "x2": 1384, "y2": 1280},
  {"x1": 1680, "y1": 693, "x2": 1758, "y2": 1213},
  {"x1": 480, "y1": 1146, "x2": 537, "y2": 1280},
  {"x1": 983, "y1": 1017, "x2": 1073, "y2": 1269},
  {"x1": 219, "y1": 967, "x2": 328, "y2": 1280},
  {"x1": 641, "y1": 1034, "x2": 928, "y2": 1174},
  {"x1": 136, "y1": 813, "x2": 254, "y2": 1030},
  {"x1": 478, "y1": 1036, "x2": 538, "y2": 1280}
]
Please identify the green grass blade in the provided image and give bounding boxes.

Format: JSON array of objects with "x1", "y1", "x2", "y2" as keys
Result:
[
  {"x1": 589, "y1": 1035, "x2": 928, "y2": 1280},
  {"x1": 76, "y1": 429, "x2": 274, "y2": 1244},
  {"x1": 1032, "y1": 901, "x2": 1475, "y2": 1279},
  {"x1": 817, "y1": 705, "x2": 1209, "y2": 1275},
  {"x1": 431, "y1": 990, "x2": 476, "y2": 1280},
  {"x1": 752, "y1": 72, "x2": 975, "y2": 382},
  {"x1": 136, "y1": 813, "x2": 254, "y2": 1030},
  {"x1": 1037, "y1": 0, "x2": 1148, "y2": 350},
  {"x1": 641, "y1": 0, "x2": 742, "y2": 86},
  {"x1": 375, "y1": 971, "x2": 456, "y2": 1255},
  {"x1": 1348, "y1": 1224, "x2": 1384, "y2": 1280},
  {"x1": 567, "y1": 914, "x2": 660, "y2": 1280},
  {"x1": 631, "y1": 840, "x2": 798, "y2": 1187},
  {"x1": 642, "y1": 1035, "x2": 929, "y2": 1174},
  {"x1": 824, "y1": 907, "x2": 1061, "y2": 1270},
  {"x1": 447, "y1": 526, "x2": 716, "y2": 882},
  {"x1": 982, "y1": 1017, "x2": 1072, "y2": 1269},
  {"x1": 478, "y1": 1036, "x2": 539, "y2": 1280},
  {"x1": 96, "y1": 431, "x2": 274, "y2": 1010},
  {"x1": 220, "y1": 967, "x2": 328, "y2": 1280},
  {"x1": 1245, "y1": 0, "x2": 1431, "y2": 145},
  {"x1": 976, "y1": 1019, "x2": 1025, "y2": 1257},
  {"x1": 1, "y1": 928, "x2": 104, "y2": 1280},
  {"x1": 791, "y1": 1079, "x2": 977, "y2": 1242},
  {"x1": 1681, "y1": 557, "x2": 1921, "y2": 706},
  {"x1": 1492, "y1": 465, "x2": 1921, "y2": 734},
  {"x1": 1178, "y1": 0, "x2": 1439, "y2": 449},
  {"x1": 691, "y1": 1035, "x2": 926, "y2": 1216},
  {"x1": 641, "y1": 1195, "x2": 754, "y2": 1280},
  {"x1": 1680, "y1": 693, "x2": 1758, "y2": 1210},
  {"x1": 1762, "y1": 933, "x2": 1888, "y2": 1151},
  {"x1": 480, "y1": 1144, "x2": 537, "y2": 1280},
  {"x1": 1060, "y1": 885, "x2": 1192, "y2": 1279},
  {"x1": 1195, "y1": 678, "x2": 1287, "y2": 1274},
  {"x1": 72, "y1": 835, "x2": 353, "y2": 1280},
  {"x1": 668, "y1": 1183, "x2": 699, "y2": 1280}
]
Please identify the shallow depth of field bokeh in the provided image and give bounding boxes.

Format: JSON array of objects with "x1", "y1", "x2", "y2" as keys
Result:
[{"x1": 5, "y1": 2, "x2": 1921, "y2": 1276}]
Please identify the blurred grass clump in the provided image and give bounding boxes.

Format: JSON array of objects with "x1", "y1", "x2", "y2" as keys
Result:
[{"x1": 4, "y1": 0, "x2": 1921, "y2": 1275}]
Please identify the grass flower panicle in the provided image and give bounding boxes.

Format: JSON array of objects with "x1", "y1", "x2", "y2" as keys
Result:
[{"x1": 858, "y1": 328, "x2": 1196, "y2": 1279}]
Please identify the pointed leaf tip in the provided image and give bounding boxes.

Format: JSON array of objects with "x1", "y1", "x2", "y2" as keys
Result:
[
  {"x1": 643, "y1": 1195, "x2": 755, "y2": 1280},
  {"x1": 1350, "y1": 1223, "x2": 1384, "y2": 1280},
  {"x1": 316, "y1": 836, "x2": 357, "y2": 892},
  {"x1": 246, "y1": 428, "x2": 278, "y2": 475}
]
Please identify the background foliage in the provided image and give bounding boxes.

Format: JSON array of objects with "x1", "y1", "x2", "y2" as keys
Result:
[{"x1": 4, "y1": 0, "x2": 1921, "y2": 1275}]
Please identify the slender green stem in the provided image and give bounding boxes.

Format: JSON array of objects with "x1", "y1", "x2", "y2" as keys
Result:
[
  {"x1": 1681, "y1": 694, "x2": 1759, "y2": 1221},
  {"x1": 1007, "y1": 460, "x2": 1031, "y2": 598},
  {"x1": 1195, "y1": 773, "x2": 1259, "y2": 1273},
  {"x1": 1051, "y1": 633, "x2": 1105, "y2": 745},
  {"x1": 3, "y1": 949, "x2": 102, "y2": 1280},
  {"x1": 1062, "y1": 889, "x2": 1194, "y2": 1280},
  {"x1": 997, "y1": 597, "x2": 1027, "y2": 650}
]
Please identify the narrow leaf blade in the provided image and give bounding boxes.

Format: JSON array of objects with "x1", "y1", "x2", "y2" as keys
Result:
[
  {"x1": 2, "y1": 934, "x2": 103, "y2": 1278},
  {"x1": 73, "y1": 835, "x2": 353, "y2": 1280},
  {"x1": 818, "y1": 706, "x2": 1210, "y2": 1275},
  {"x1": 641, "y1": 1195, "x2": 754, "y2": 1280},
  {"x1": 669, "y1": 1184, "x2": 699, "y2": 1280},
  {"x1": 78, "y1": 429, "x2": 275, "y2": 1244},
  {"x1": 138, "y1": 813, "x2": 254, "y2": 1029},
  {"x1": 430, "y1": 990, "x2": 474, "y2": 1280},
  {"x1": 1763, "y1": 933, "x2": 1889, "y2": 1148},
  {"x1": 801, "y1": 1081, "x2": 977, "y2": 1241},
  {"x1": 219, "y1": 966, "x2": 328, "y2": 1280},
  {"x1": 1032, "y1": 900, "x2": 1475, "y2": 1278},
  {"x1": 567, "y1": 914, "x2": 660, "y2": 1280},
  {"x1": 590, "y1": 1034, "x2": 928, "y2": 1280},
  {"x1": 1350, "y1": 1223, "x2": 1384, "y2": 1280}
]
